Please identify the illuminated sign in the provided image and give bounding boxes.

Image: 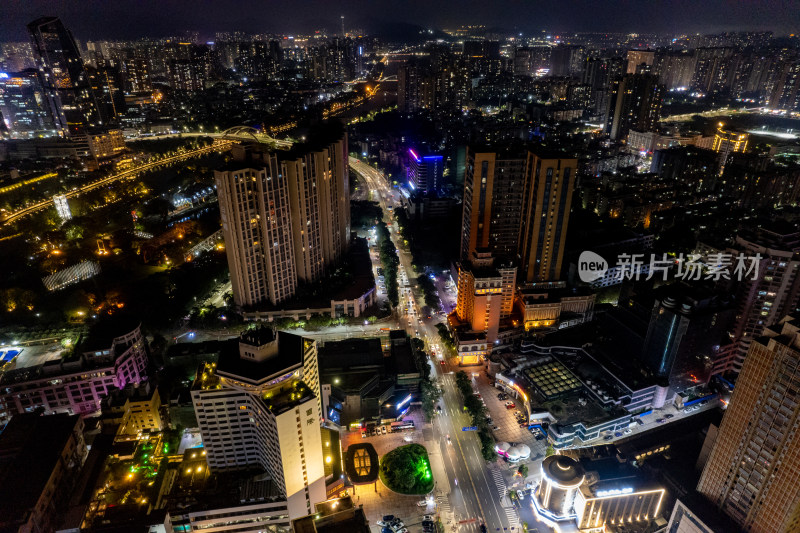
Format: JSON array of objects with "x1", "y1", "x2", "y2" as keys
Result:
[
  {"x1": 0, "y1": 73, "x2": 8, "y2": 79},
  {"x1": 595, "y1": 487, "x2": 633, "y2": 497},
  {"x1": 397, "y1": 394, "x2": 413, "y2": 408},
  {"x1": 462, "y1": 426, "x2": 477, "y2": 431},
  {"x1": 408, "y1": 148, "x2": 421, "y2": 162}
]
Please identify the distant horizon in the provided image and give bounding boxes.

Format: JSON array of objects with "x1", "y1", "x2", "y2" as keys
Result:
[{"x1": 1, "y1": 0, "x2": 798, "y2": 42}]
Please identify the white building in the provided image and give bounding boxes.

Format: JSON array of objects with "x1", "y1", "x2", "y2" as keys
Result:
[{"x1": 191, "y1": 328, "x2": 326, "y2": 519}]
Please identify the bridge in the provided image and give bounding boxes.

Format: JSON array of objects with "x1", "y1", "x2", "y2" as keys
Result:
[
  {"x1": 0, "y1": 139, "x2": 234, "y2": 226},
  {"x1": 0, "y1": 125, "x2": 303, "y2": 226}
]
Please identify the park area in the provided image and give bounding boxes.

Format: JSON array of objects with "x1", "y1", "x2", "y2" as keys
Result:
[{"x1": 378, "y1": 443, "x2": 434, "y2": 495}]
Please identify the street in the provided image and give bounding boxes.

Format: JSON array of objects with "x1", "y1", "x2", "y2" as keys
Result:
[{"x1": 350, "y1": 157, "x2": 519, "y2": 533}]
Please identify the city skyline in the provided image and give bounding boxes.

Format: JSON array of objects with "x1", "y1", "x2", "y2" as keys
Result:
[{"x1": 2, "y1": 0, "x2": 800, "y2": 41}]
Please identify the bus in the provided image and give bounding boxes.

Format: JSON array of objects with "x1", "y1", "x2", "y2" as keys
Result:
[{"x1": 390, "y1": 420, "x2": 415, "y2": 432}]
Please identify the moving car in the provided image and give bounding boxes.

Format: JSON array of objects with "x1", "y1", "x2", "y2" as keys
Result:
[{"x1": 446, "y1": 434, "x2": 452, "y2": 445}]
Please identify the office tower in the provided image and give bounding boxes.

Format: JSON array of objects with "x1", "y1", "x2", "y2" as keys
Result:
[
  {"x1": 215, "y1": 124, "x2": 350, "y2": 307},
  {"x1": 191, "y1": 328, "x2": 326, "y2": 519},
  {"x1": 0, "y1": 69, "x2": 57, "y2": 138},
  {"x1": 625, "y1": 49, "x2": 655, "y2": 74},
  {"x1": 27, "y1": 16, "x2": 102, "y2": 137},
  {"x1": 607, "y1": 73, "x2": 664, "y2": 141},
  {"x1": 697, "y1": 314, "x2": 800, "y2": 532},
  {"x1": 461, "y1": 147, "x2": 576, "y2": 282},
  {"x1": 406, "y1": 148, "x2": 443, "y2": 193},
  {"x1": 517, "y1": 151, "x2": 577, "y2": 283},
  {"x1": 640, "y1": 284, "x2": 734, "y2": 395},
  {"x1": 723, "y1": 224, "x2": 800, "y2": 374},
  {"x1": 453, "y1": 250, "x2": 516, "y2": 351}
]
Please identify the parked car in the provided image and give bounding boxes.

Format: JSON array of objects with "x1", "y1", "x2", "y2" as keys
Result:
[
  {"x1": 382, "y1": 516, "x2": 395, "y2": 522},
  {"x1": 624, "y1": 428, "x2": 632, "y2": 434},
  {"x1": 656, "y1": 418, "x2": 666, "y2": 423},
  {"x1": 417, "y1": 500, "x2": 429, "y2": 507},
  {"x1": 535, "y1": 434, "x2": 545, "y2": 441},
  {"x1": 604, "y1": 435, "x2": 614, "y2": 441},
  {"x1": 361, "y1": 431, "x2": 366, "y2": 438},
  {"x1": 634, "y1": 418, "x2": 644, "y2": 425},
  {"x1": 423, "y1": 515, "x2": 434, "y2": 522},
  {"x1": 381, "y1": 426, "x2": 387, "y2": 434},
  {"x1": 664, "y1": 413, "x2": 674, "y2": 419}
]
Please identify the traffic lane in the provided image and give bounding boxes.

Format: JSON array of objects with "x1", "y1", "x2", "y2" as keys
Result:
[{"x1": 440, "y1": 375, "x2": 510, "y2": 532}]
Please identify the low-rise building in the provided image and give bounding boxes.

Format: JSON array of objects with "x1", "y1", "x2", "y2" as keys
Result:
[
  {"x1": 291, "y1": 496, "x2": 370, "y2": 533},
  {"x1": 0, "y1": 318, "x2": 149, "y2": 424},
  {"x1": 100, "y1": 381, "x2": 163, "y2": 439}
]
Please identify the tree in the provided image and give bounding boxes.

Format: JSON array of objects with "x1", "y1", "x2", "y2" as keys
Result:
[
  {"x1": 421, "y1": 379, "x2": 442, "y2": 420},
  {"x1": 545, "y1": 445, "x2": 555, "y2": 457},
  {"x1": 517, "y1": 464, "x2": 529, "y2": 478},
  {"x1": 478, "y1": 429, "x2": 496, "y2": 461},
  {"x1": 464, "y1": 394, "x2": 487, "y2": 427}
]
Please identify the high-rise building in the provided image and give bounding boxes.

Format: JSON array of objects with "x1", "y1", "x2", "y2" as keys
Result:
[
  {"x1": 215, "y1": 124, "x2": 350, "y2": 307},
  {"x1": 452, "y1": 250, "x2": 516, "y2": 359},
  {"x1": 625, "y1": 49, "x2": 655, "y2": 74},
  {"x1": 460, "y1": 147, "x2": 576, "y2": 282},
  {"x1": 722, "y1": 224, "x2": 800, "y2": 374},
  {"x1": 640, "y1": 284, "x2": 734, "y2": 396},
  {"x1": 697, "y1": 314, "x2": 800, "y2": 532},
  {"x1": 27, "y1": 16, "x2": 102, "y2": 137},
  {"x1": 406, "y1": 148, "x2": 443, "y2": 193},
  {"x1": 191, "y1": 328, "x2": 326, "y2": 519},
  {"x1": 607, "y1": 73, "x2": 664, "y2": 141},
  {"x1": 0, "y1": 69, "x2": 57, "y2": 138},
  {"x1": 517, "y1": 151, "x2": 577, "y2": 283}
]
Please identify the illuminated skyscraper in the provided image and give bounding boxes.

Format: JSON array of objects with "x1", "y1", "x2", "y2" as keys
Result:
[
  {"x1": 0, "y1": 69, "x2": 56, "y2": 138},
  {"x1": 215, "y1": 125, "x2": 350, "y2": 307},
  {"x1": 461, "y1": 148, "x2": 576, "y2": 282},
  {"x1": 697, "y1": 314, "x2": 800, "y2": 532},
  {"x1": 27, "y1": 16, "x2": 102, "y2": 137}
]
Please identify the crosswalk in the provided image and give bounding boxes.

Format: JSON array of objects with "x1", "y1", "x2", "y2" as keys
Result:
[
  {"x1": 437, "y1": 495, "x2": 451, "y2": 514},
  {"x1": 503, "y1": 507, "x2": 521, "y2": 530},
  {"x1": 489, "y1": 468, "x2": 507, "y2": 497}
]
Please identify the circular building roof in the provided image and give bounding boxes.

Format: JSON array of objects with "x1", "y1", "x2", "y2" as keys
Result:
[
  {"x1": 495, "y1": 442, "x2": 511, "y2": 454},
  {"x1": 541, "y1": 455, "x2": 585, "y2": 488}
]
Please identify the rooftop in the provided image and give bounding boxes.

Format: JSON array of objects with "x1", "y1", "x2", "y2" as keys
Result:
[
  {"x1": 0, "y1": 413, "x2": 81, "y2": 528},
  {"x1": 214, "y1": 331, "x2": 307, "y2": 384}
]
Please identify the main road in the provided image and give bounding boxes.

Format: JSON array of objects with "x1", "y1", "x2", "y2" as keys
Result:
[{"x1": 349, "y1": 157, "x2": 514, "y2": 533}]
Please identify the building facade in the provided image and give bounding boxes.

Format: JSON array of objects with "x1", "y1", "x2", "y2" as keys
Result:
[
  {"x1": 215, "y1": 126, "x2": 350, "y2": 307},
  {"x1": 0, "y1": 322, "x2": 149, "y2": 424},
  {"x1": 697, "y1": 314, "x2": 800, "y2": 532},
  {"x1": 191, "y1": 328, "x2": 326, "y2": 519}
]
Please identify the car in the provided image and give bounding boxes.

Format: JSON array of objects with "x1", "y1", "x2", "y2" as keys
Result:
[
  {"x1": 417, "y1": 500, "x2": 429, "y2": 507},
  {"x1": 535, "y1": 434, "x2": 545, "y2": 441},
  {"x1": 377, "y1": 521, "x2": 392, "y2": 528},
  {"x1": 656, "y1": 418, "x2": 666, "y2": 423},
  {"x1": 361, "y1": 431, "x2": 366, "y2": 438},
  {"x1": 497, "y1": 393, "x2": 504, "y2": 399},
  {"x1": 381, "y1": 426, "x2": 388, "y2": 434},
  {"x1": 624, "y1": 428, "x2": 632, "y2": 434},
  {"x1": 604, "y1": 435, "x2": 614, "y2": 441},
  {"x1": 506, "y1": 403, "x2": 515, "y2": 409},
  {"x1": 446, "y1": 434, "x2": 452, "y2": 445},
  {"x1": 382, "y1": 516, "x2": 396, "y2": 523},
  {"x1": 436, "y1": 405, "x2": 442, "y2": 413},
  {"x1": 422, "y1": 521, "x2": 435, "y2": 529},
  {"x1": 423, "y1": 515, "x2": 434, "y2": 522},
  {"x1": 635, "y1": 418, "x2": 645, "y2": 425},
  {"x1": 664, "y1": 413, "x2": 674, "y2": 419},
  {"x1": 381, "y1": 528, "x2": 393, "y2": 533},
  {"x1": 439, "y1": 360, "x2": 446, "y2": 366},
  {"x1": 614, "y1": 431, "x2": 623, "y2": 437}
]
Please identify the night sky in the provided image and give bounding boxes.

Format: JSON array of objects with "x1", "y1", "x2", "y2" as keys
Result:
[{"x1": 1, "y1": 0, "x2": 798, "y2": 41}]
